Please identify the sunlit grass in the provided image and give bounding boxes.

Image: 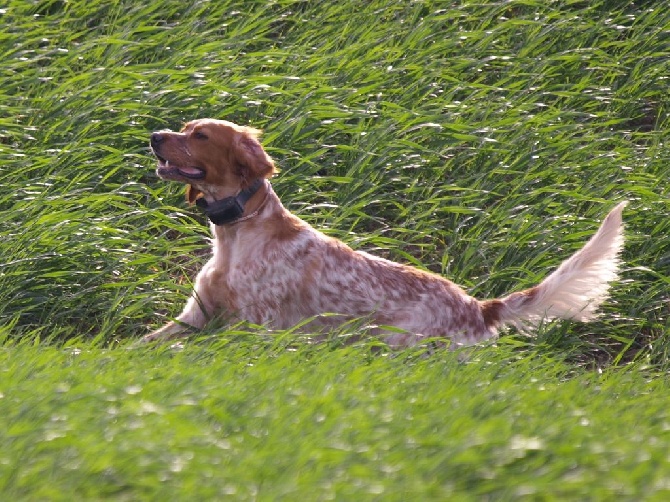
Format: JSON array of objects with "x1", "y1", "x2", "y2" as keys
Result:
[
  {"x1": 1, "y1": 0, "x2": 670, "y2": 498},
  {"x1": 2, "y1": 336, "x2": 670, "y2": 499}
]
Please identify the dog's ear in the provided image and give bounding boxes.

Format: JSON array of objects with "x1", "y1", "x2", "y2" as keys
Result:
[
  {"x1": 186, "y1": 185, "x2": 203, "y2": 205},
  {"x1": 234, "y1": 131, "x2": 276, "y2": 182}
]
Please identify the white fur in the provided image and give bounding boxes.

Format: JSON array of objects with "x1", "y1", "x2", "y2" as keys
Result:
[{"x1": 497, "y1": 201, "x2": 627, "y2": 327}]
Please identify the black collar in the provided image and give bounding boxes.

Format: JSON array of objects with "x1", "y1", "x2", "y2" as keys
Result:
[{"x1": 195, "y1": 178, "x2": 265, "y2": 226}]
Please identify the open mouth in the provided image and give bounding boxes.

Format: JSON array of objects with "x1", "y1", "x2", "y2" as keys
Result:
[{"x1": 156, "y1": 157, "x2": 206, "y2": 180}]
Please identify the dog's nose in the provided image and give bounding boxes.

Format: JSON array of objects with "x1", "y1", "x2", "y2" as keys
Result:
[{"x1": 150, "y1": 132, "x2": 165, "y2": 148}]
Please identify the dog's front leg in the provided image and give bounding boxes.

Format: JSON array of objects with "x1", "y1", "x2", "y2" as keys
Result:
[{"x1": 142, "y1": 292, "x2": 211, "y2": 343}]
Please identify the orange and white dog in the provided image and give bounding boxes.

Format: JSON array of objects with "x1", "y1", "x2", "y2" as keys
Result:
[{"x1": 144, "y1": 118, "x2": 626, "y2": 347}]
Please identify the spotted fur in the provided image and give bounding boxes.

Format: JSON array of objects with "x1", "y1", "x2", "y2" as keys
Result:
[{"x1": 144, "y1": 118, "x2": 626, "y2": 347}]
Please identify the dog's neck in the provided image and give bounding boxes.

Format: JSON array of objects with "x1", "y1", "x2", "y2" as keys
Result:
[
  {"x1": 211, "y1": 184, "x2": 304, "y2": 243},
  {"x1": 197, "y1": 179, "x2": 269, "y2": 226}
]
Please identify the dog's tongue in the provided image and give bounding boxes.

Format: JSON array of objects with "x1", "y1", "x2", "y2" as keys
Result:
[{"x1": 178, "y1": 166, "x2": 204, "y2": 177}]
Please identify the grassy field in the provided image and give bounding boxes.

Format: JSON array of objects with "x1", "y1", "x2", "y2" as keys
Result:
[{"x1": 1, "y1": 0, "x2": 670, "y2": 498}]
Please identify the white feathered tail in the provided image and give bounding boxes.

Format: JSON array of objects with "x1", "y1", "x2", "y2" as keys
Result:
[{"x1": 483, "y1": 202, "x2": 627, "y2": 330}]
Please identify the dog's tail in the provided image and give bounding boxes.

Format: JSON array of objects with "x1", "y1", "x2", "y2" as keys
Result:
[{"x1": 481, "y1": 202, "x2": 627, "y2": 332}]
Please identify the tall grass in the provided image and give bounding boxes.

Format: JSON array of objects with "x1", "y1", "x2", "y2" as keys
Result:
[
  {"x1": 2, "y1": 0, "x2": 667, "y2": 358},
  {"x1": 1, "y1": 0, "x2": 670, "y2": 497}
]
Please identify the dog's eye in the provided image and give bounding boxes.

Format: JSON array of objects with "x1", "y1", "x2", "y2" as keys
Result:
[{"x1": 193, "y1": 131, "x2": 208, "y2": 140}]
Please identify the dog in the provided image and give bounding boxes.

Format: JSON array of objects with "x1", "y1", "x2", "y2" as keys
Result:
[{"x1": 143, "y1": 118, "x2": 626, "y2": 347}]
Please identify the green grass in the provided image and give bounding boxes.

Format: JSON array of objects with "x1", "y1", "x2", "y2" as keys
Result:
[
  {"x1": 3, "y1": 337, "x2": 670, "y2": 500},
  {"x1": 1, "y1": 0, "x2": 670, "y2": 498}
]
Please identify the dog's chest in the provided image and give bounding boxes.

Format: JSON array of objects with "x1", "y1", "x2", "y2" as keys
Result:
[{"x1": 208, "y1": 230, "x2": 318, "y2": 323}]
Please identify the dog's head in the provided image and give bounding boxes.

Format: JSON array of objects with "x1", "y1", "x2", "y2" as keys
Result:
[{"x1": 150, "y1": 119, "x2": 276, "y2": 203}]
